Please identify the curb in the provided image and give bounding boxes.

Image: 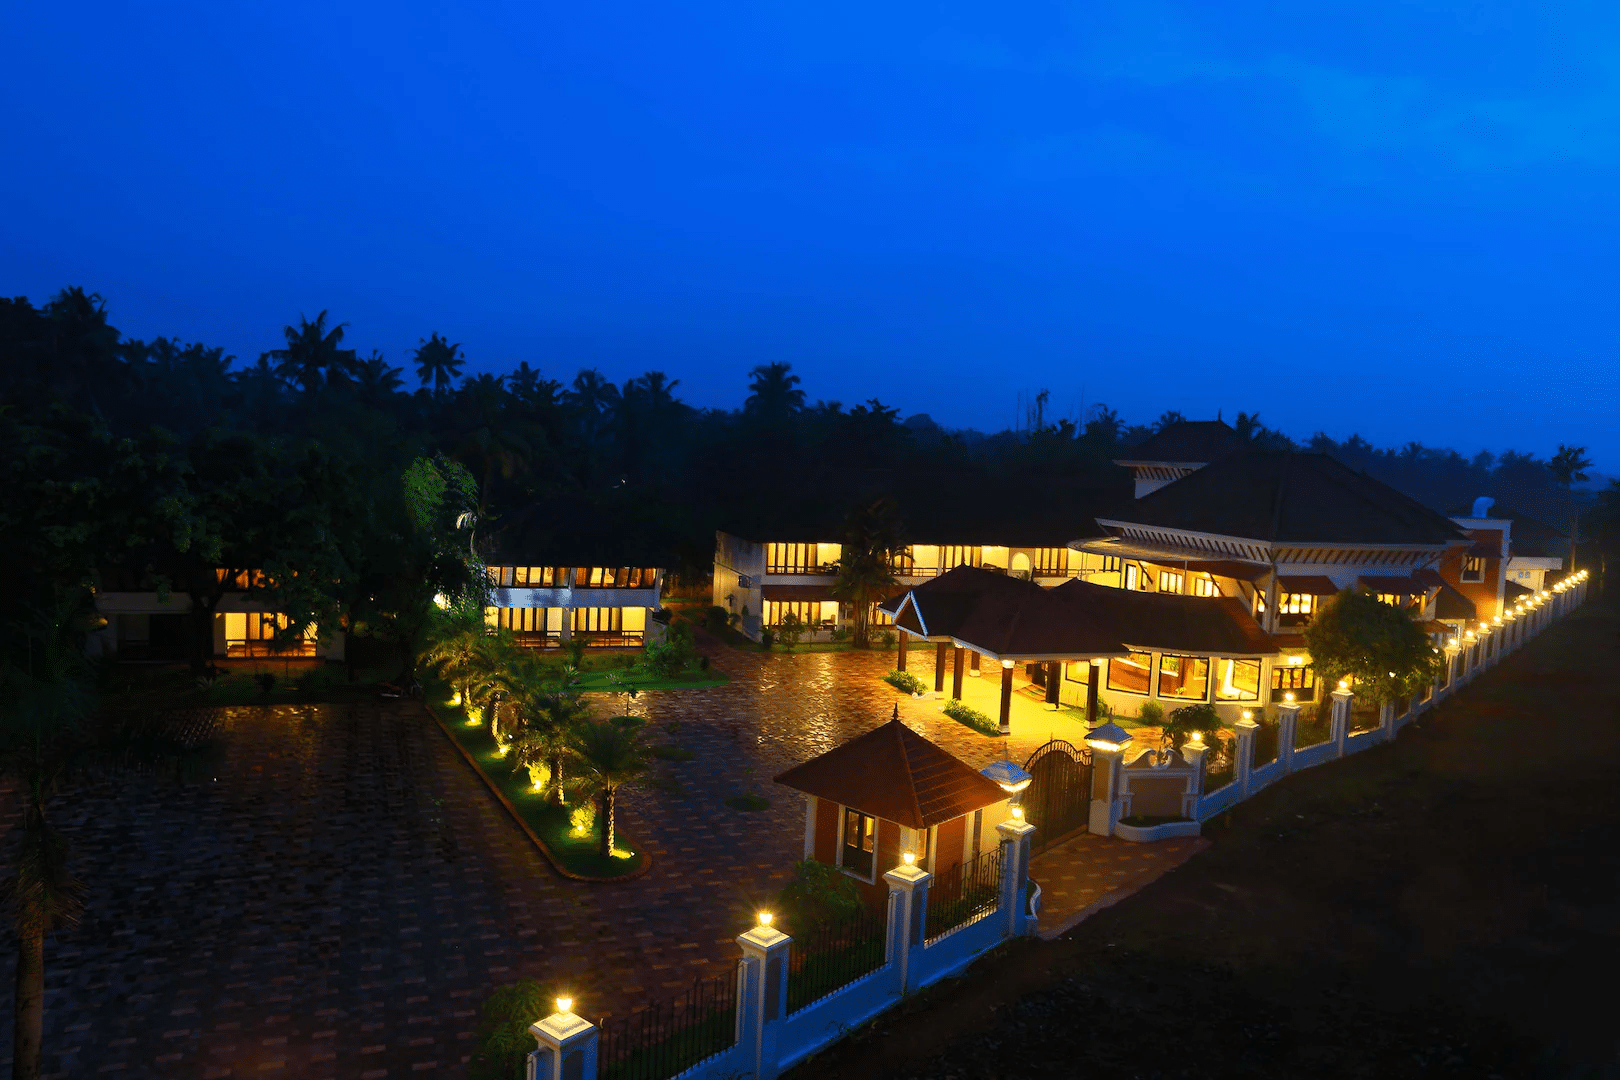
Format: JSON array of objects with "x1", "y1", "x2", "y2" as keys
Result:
[{"x1": 425, "y1": 702, "x2": 653, "y2": 884}]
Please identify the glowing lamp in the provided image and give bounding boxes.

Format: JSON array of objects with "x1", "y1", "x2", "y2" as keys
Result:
[
  {"x1": 556, "y1": 996, "x2": 573, "y2": 1015},
  {"x1": 980, "y1": 759, "x2": 1032, "y2": 794},
  {"x1": 1284, "y1": 692, "x2": 1296, "y2": 703},
  {"x1": 902, "y1": 851, "x2": 916, "y2": 866},
  {"x1": 1001, "y1": 659, "x2": 1015, "y2": 669},
  {"x1": 1010, "y1": 804, "x2": 1025, "y2": 821},
  {"x1": 1288, "y1": 655, "x2": 1304, "y2": 666},
  {"x1": 757, "y1": 911, "x2": 773, "y2": 928},
  {"x1": 1241, "y1": 709, "x2": 1253, "y2": 722},
  {"x1": 1083, "y1": 722, "x2": 1134, "y2": 754},
  {"x1": 1187, "y1": 728, "x2": 1205, "y2": 746},
  {"x1": 1337, "y1": 678, "x2": 1350, "y2": 692},
  {"x1": 433, "y1": 593, "x2": 450, "y2": 610}
]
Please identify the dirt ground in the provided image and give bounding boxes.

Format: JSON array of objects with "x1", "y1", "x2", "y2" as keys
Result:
[{"x1": 788, "y1": 592, "x2": 1620, "y2": 1079}]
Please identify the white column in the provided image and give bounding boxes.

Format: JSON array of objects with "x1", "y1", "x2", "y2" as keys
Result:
[
  {"x1": 1181, "y1": 739, "x2": 1209, "y2": 818},
  {"x1": 884, "y1": 863, "x2": 931, "y2": 994},
  {"x1": 801, "y1": 795, "x2": 815, "y2": 860},
  {"x1": 1234, "y1": 712, "x2": 1259, "y2": 795},
  {"x1": 1378, "y1": 699, "x2": 1396, "y2": 742},
  {"x1": 1088, "y1": 747, "x2": 1127, "y2": 836},
  {"x1": 737, "y1": 922, "x2": 792, "y2": 1080},
  {"x1": 996, "y1": 817, "x2": 1038, "y2": 938},
  {"x1": 528, "y1": 1004, "x2": 599, "y2": 1080},
  {"x1": 1275, "y1": 702, "x2": 1300, "y2": 773},
  {"x1": 1329, "y1": 684, "x2": 1352, "y2": 756}
]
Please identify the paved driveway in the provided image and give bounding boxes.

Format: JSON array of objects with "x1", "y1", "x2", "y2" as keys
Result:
[{"x1": 1, "y1": 645, "x2": 1196, "y2": 1078}]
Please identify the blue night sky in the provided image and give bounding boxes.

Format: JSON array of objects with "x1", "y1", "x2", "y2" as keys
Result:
[{"x1": 4, "y1": 1, "x2": 1617, "y2": 468}]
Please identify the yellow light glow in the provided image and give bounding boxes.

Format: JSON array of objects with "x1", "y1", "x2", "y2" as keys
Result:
[
  {"x1": 1187, "y1": 729, "x2": 1204, "y2": 745},
  {"x1": 758, "y1": 910, "x2": 774, "y2": 927},
  {"x1": 496, "y1": 745, "x2": 509, "y2": 757},
  {"x1": 902, "y1": 851, "x2": 916, "y2": 866},
  {"x1": 1337, "y1": 678, "x2": 1350, "y2": 691},
  {"x1": 556, "y1": 996, "x2": 573, "y2": 1015},
  {"x1": 1284, "y1": 692, "x2": 1296, "y2": 703},
  {"x1": 611, "y1": 847, "x2": 634, "y2": 859},
  {"x1": 1289, "y1": 655, "x2": 1304, "y2": 666},
  {"x1": 1001, "y1": 659, "x2": 1014, "y2": 669},
  {"x1": 1011, "y1": 804, "x2": 1025, "y2": 820},
  {"x1": 998, "y1": 778, "x2": 1031, "y2": 794},
  {"x1": 450, "y1": 691, "x2": 462, "y2": 706},
  {"x1": 433, "y1": 593, "x2": 449, "y2": 609},
  {"x1": 1241, "y1": 709, "x2": 1252, "y2": 722}
]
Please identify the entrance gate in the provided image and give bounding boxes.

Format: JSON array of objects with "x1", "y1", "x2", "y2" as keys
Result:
[{"x1": 1021, "y1": 739, "x2": 1093, "y2": 857}]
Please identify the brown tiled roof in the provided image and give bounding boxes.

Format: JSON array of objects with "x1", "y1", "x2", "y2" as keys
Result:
[
  {"x1": 1115, "y1": 420, "x2": 1246, "y2": 465},
  {"x1": 1435, "y1": 585, "x2": 1477, "y2": 620},
  {"x1": 1051, "y1": 579, "x2": 1278, "y2": 656},
  {"x1": 1105, "y1": 451, "x2": 1467, "y2": 546},
  {"x1": 891, "y1": 566, "x2": 1127, "y2": 658},
  {"x1": 1278, "y1": 574, "x2": 1340, "y2": 595},
  {"x1": 773, "y1": 717, "x2": 1008, "y2": 830}
]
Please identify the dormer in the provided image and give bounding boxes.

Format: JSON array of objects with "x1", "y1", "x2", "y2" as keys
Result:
[{"x1": 1113, "y1": 420, "x2": 1247, "y2": 499}]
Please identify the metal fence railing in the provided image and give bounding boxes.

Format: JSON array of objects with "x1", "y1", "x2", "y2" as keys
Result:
[
  {"x1": 786, "y1": 904, "x2": 889, "y2": 1014},
  {"x1": 597, "y1": 973, "x2": 738, "y2": 1080},
  {"x1": 924, "y1": 847, "x2": 1003, "y2": 944},
  {"x1": 1293, "y1": 703, "x2": 1333, "y2": 749},
  {"x1": 1203, "y1": 735, "x2": 1236, "y2": 792},
  {"x1": 1253, "y1": 720, "x2": 1280, "y2": 766}
]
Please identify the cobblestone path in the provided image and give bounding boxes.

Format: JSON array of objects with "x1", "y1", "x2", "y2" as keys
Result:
[{"x1": 0, "y1": 644, "x2": 1199, "y2": 1077}]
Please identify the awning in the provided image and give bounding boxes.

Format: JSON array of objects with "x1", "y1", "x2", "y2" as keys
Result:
[
  {"x1": 761, "y1": 584, "x2": 834, "y2": 602},
  {"x1": 1359, "y1": 575, "x2": 1433, "y2": 595},
  {"x1": 1277, "y1": 575, "x2": 1340, "y2": 595},
  {"x1": 1072, "y1": 537, "x2": 1269, "y2": 580}
]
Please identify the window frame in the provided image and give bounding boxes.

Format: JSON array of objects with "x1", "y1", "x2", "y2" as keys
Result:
[
  {"x1": 1460, "y1": 555, "x2": 1485, "y2": 583},
  {"x1": 838, "y1": 807, "x2": 877, "y2": 882},
  {"x1": 1156, "y1": 653, "x2": 1211, "y2": 701},
  {"x1": 1106, "y1": 650, "x2": 1155, "y2": 695},
  {"x1": 1213, "y1": 657, "x2": 1262, "y2": 702}
]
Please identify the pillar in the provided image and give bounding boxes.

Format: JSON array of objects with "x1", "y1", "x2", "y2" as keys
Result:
[
  {"x1": 1088, "y1": 745, "x2": 1126, "y2": 836},
  {"x1": 996, "y1": 817, "x2": 1038, "y2": 938},
  {"x1": 884, "y1": 862, "x2": 931, "y2": 995},
  {"x1": 970, "y1": 651, "x2": 981, "y2": 677},
  {"x1": 1085, "y1": 661, "x2": 1100, "y2": 727},
  {"x1": 1275, "y1": 701, "x2": 1299, "y2": 773},
  {"x1": 528, "y1": 1004, "x2": 599, "y2": 1080},
  {"x1": 934, "y1": 642, "x2": 948, "y2": 693},
  {"x1": 952, "y1": 646, "x2": 965, "y2": 701},
  {"x1": 998, "y1": 660, "x2": 1014, "y2": 736},
  {"x1": 896, "y1": 632, "x2": 907, "y2": 672},
  {"x1": 1234, "y1": 711, "x2": 1259, "y2": 795},
  {"x1": 1044, "y1": 662, "x2": 1060, "y2": 706},
  {"x1": 737, "y1": 920, "x2": 792, "y2": 1080},
  {"x1": 1329, "y1": 684, "x2": 1353, "y2": 755},
  {"x1": 1181, "y1": 738, "x2": 1209, "y2": 816},
  {"x1": 1378, "y1": 699, "x2": 1396, "y2": 742},
  {"x1": 1443, "y1": 645, "x2": 1460, "y2": 695}
]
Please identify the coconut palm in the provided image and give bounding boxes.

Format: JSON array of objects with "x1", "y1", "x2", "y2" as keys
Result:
[
  {"x1": 743, "y1": 362, "x2": 804, "y2": 419},
  {"x1": 1549, "y1": 444, "x2": 1593, "y2": 571},
  {"x1": 830, "y1": 496, "x2": 907, "y2": 649},
  {"x1": 501, "y1": 658, "x2": 590, "y2": 804},
  {"x1": 267, "y1": 310, "x2": 358, "y2": 393},
  {"x1": 562, "y1": 719, "x2": 653, "y2": 858},
  {"x1": 412, "y1": 332, "x2": 465, "y2": 397}
]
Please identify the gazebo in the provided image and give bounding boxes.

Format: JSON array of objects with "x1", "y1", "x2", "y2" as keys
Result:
[{"x1": 775, "y1": 712, "x2": 1012, "y2": 904}]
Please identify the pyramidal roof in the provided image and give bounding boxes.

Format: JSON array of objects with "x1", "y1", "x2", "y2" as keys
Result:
[
  {"x1": 1115, "y1": 420, "x2": 1247, "y2": 465},
  {"x1": 774, "y1": 715, "x2": 1008, "y2": 830}
]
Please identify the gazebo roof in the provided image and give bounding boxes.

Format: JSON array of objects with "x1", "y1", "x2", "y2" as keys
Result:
[
  {"x1": 886, "y1": 566, "x2": 1128, "y2": 660},
  {"x1": 774, "y1": 716, "x2": 1008, "y2": 830}
]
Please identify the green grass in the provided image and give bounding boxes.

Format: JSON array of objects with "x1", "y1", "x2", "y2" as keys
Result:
[
  {"x1": 436, "y1": 699, "x2": 644, "y2": 878},
  {"x1": 565, "y1": 667, "x2": 729, "y2": 693},
  {"x1": 651, "y1": 744, "x2": 695, "y2": 762}
]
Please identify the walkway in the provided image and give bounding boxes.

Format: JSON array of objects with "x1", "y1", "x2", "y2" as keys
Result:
[{"x1": 1, "y1": 643, "x2": 1203, "y2": 1077}]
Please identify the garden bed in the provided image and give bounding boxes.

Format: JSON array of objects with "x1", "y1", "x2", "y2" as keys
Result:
[{"x1": 428, "y1": 700, "x2": 649, "y2": 881}]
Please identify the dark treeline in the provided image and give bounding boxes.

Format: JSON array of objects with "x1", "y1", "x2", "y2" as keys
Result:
[{"x1": 1, "y1": 287, "x2": 1607, "y2": 666}]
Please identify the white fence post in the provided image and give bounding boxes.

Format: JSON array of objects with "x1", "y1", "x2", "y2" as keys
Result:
[
  {"x1": 1378, "y1": 699, "x2": 1396, "y2": 742},
  {"x1": 996, "y1": 817, "x2": 1038, "y2": 937},
  {"x1": 737, "y1": 920, "x2": 792, "y2": 1080},
  {"x1": 1181, "y1": 738, "x2": 1208, "y2": 817},
  {"x1": 1084, "y1": 724, "x2": 1133, "y2": 837},
  {"x1": 883, "y1": 862, "x2": 931, "y2": 995},
  {"x1": 528, "y1": 1003, "x2": 599, "y2": 1080},
  {"x1": 1234, "y1": 711, "x2": 1259, "y2": 796},
  {"x1": 1329, "y1": 683, "x2": 1352, "y2": 756},
  {"x1": 1275, "y1": 701, "x2": 1299, "y2": 773}
]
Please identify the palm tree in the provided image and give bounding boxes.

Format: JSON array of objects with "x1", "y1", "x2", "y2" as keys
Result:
[
  {"x1": 562, "y1": 720, "x2": 652, "y2": 858},
  {"x1": 744, "y1": 362, "x2": 804, "y2": 419},
  {"x1": 413, "y1": 332, "x2": 465, "y2": 397},
  {"x1": 1549, "y1": 444, "x2": 1593, "y2": 571},
  {"x1": 1, "y1": 599, "x2": 217, "y2": 1080},
  {"x1": 267, "y1": 310, "x2": 358, "y2": 393},
  {"x1": 421, "y1": 607, "x2": 493, "y2": 711},
  {"x1": 355, "y1": 350, "x2": 404, "y2": 403},
  {"x1": 830, "y1": 497, "x2": 907, "y2": 649},
  {"x1": 502, "y1": 662, "x2": 590, "y2": 804}
]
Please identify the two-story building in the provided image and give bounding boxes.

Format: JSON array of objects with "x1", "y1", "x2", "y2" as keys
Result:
[{"x1": 89, "y1": 568, "x2": 341, "y2": 661}]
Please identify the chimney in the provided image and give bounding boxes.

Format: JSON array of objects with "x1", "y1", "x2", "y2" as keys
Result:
[{"x1": 1471, "y1": 496, "x2": 1495, "y2": 519}]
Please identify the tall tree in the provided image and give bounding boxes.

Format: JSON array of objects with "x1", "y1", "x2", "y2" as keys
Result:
[
  {"x1": 744, "y1": 362, "x2": 805, "y2": 420},
  {"x1": 831, "y1": 497, "x2": 907, "y2": 649},
  {"x1": 267, "y1": 311, "x2": 357, "y2": 394},
  {"x1": 562, "y1": 720, "x2": 652, "y2": 858},
  {"x1": 412, "y1": 332, "x2": 465, "y2": 397},
  {"x1": 1549, "y1": 444, "x2": 1593, "y2": 571}
]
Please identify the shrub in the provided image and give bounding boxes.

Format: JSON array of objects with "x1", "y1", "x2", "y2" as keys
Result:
[
  {"x1": 1161, "y1": 702, "x2": 1222, "y2": 752},
  {"x1": 256, "y1": 672, "x2": 277, "y2": 696},
  {"x1": 775, "y1": 612, "x2": 807, "y2": 649},
  {"x1": 569, "y1": 802, "x2": 596, "y2": 836},
  {"x1": 884, "y1": 669, "x2": 927, "y2": 695},
  {"x1": 942, "y1": 698, "x2": 1000, "y2": 736},
  {"x1": 879, "y1": 629, "x2": 897, "y2": 648},
  {"x1": 1139, "y1": 701, "x2": 1165, "y2": 726},
  {"x1": 642, "y1": 620, "x2": 698, "y2": 678},
  {"x1": 776, "y1": 859, "x2": 862, "y2": 938},
  {"x1": 468, "y1": 979, "x2": 556, "y2": 1080},
  {"x1": 760, "y1": 628, "x2": 775, "y2": 649}
]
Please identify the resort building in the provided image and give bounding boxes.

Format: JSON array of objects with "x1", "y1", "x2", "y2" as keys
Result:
[
  {"x1": 1113, "y1": 419, "x2": 1247, "y2": 499},
  {"x1": 89, "y1": 569, "x2": 341, "y2": 661},
  {"x1": 480, "y1": 506, "x2": 666, "y2": 648}
]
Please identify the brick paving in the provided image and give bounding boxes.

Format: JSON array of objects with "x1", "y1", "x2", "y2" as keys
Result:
[{"x1": 0, "y1": 644, "x2": 1203, "y2": 1077}]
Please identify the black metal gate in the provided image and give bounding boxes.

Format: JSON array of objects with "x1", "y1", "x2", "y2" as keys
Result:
[{"x1": 1021, "y1": 739, "x2": 1093, "y2": 856}]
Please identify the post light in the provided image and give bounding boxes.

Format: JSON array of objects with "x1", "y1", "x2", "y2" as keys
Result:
[
  {"x1": 1001, "y1": 659, "x2": 1014, "y2": 669},
  {"x1": 1289, "y1": 655, "x2": 1304, "y2": 666},
  {"x1": 1187, "y1": 728, "x2": 1204, "y2": 746},
  {"x1": 1284, "y1": 691, "x2": 1296, "y2": 703},
  {"x1": 1337, "y1": 678, "x2": 1350, "y2": 692},
  {"x1": 1241, "y1": 709, "x2": 1253, "y2": 722},
  {"x1": 757, "y1": 911, "x2": 773, "y2": 928},
  {"x1": 433, "y1": 593, "x2": 450, "y2": 610},
  {"x1": 1011, "y1": 804, "x2": 1025, "y2": 821},
  {"x1": 556, "y1": 996, "x2": 574, "y2": 1016},
  {"x1": 902, "y1": 851, "x2": 916, "y2": 866}
]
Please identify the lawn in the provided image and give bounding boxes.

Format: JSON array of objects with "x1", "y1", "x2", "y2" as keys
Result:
[
  {"x1": 789, "y1": 595, "x2": 1620, "y2": 1078},
  {"x1": 433, "y1": 698, "x2": 645, "y2": 879},
  {"x1": 565, "y1": 666, "x2": 729, "y2": 693}
]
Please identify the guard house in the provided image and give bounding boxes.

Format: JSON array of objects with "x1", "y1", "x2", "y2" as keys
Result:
[{"x1": 775, "y1": 715, "x2": 1012, "y2": 906}]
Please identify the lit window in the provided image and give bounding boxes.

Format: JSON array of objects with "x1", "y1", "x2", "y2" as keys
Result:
[
  {"x1": 1193, "y1": 576, "x2": 1219, "y2": 597},
  {"x1": 1107, "y1": 651, "x2": 1154, "y2": 695},
  {"x1": 1461, "y1": 556, "x2": 1485, "y2": 583},
  {"x1": 1158, "y1": 570, "x2": 1184, "y2": 594},
  {"x1": 1271, "y1": 663, "x2": 1317, "y2": 702},
  {"x1": 841, "y1": 808, "x2": 876, "y2": 878},
  {"x1": 1214, "y1": 658, "x2": 1261, "y2": 701},
  {"x1": 1157, "y1": 654, "x2": 1210, "y2": 700}
]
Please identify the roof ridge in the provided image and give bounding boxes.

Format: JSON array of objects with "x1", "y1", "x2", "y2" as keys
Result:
[{"x1": 894, "y1": 720, "x2": 926, "y2": 831}]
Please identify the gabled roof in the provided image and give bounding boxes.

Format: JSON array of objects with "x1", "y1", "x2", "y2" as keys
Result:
[
  {"x1": 1435, "y1": 584, "x2": 1477, "y2": 621},
  {"x1": 1115, "y1": 420, "x2": 1246, "y2": 465},
  {"x1": 773, "y1": 717, "x2": 1008, "y2": 830},
  {"x1": 1050, "y1": 579, "x2": 1277, "y2": 657},
  {"x1": 888, "y1": 566, "x2": 1127, "y2": 659},
  {"x1": 1103, "y1": 451, "x2": 1468, "y2": 547}
]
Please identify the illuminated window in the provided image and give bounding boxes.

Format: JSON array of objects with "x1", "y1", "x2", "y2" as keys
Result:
[
  {"x1": 767, "y1": 543, "x2": 815, "y2": 574},
  {"x1": 1193, "y1": 575, "x2": 1219, "y2": 597},
  {"x1": 1271, "y1": 663, "x2": 1317, "y2": 702},
  {"x1": 1107, "y1": 651, "x2": 1154, "y2": 695},
  {"x1": 940, "y1": 545, "x2": 981, "y2": 571},
  {"x1": 1214, "y1": 658, "x2": 1261, "y2": 701},
  {"x1": 1157, "y1": 570, "x2": 1184, "y2": 594},
  {"x1": 841, "y1": 808, "x2": 876, "y2": 878},
  {"x1": 1460, "y1": 556, "x2": 1485, "y2": 583},
  {"x1": 1124, "y1": 564, "x2": 1141, "y2": 591},
  {"x1": 571, "y1": 607, "x2": 624, "y2": 634},
  {"x1": 765, "y1": 600, "x2": 834, "y2": 628},
  {"x1": 1157, "y1": 654, "x2": 1210, "y2": 700},
  {"x1": 1033, "y1": 548, "x2": 1070, "y2": 575}
]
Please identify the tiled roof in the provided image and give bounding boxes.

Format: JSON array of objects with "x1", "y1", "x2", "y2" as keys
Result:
[
  {"x1": 1435, "y1": 585, "x2": 1477, "y2": 620},
  {"x1": 891, "y1": 566, "x2": 1127, "y2": 658},
  {"x1": 773, "y1": 716, "x2": 1009, "y2": 830},
  {"x1": 1115, "y1": 420, "x2": 1246, "y2": 464},
  {"x1": 1050, "y1": 579, "x2": 1278, "y2": 656},
  {"x1": 1105, "y1": 451, "x2": 1468, "y2": 547}
]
